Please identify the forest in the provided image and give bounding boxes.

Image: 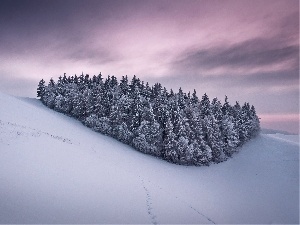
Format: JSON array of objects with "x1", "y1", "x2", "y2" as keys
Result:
[{"x1": 37, "y1": 73, "x2": 260, "y2": 166}]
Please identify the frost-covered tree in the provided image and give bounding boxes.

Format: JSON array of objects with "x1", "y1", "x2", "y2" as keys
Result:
[
  {"x1": 37, "y1": 79, "x2": 45, "y2": 99},
  {"x1": 191, "y1": 89, "x2": 199, "y2": 105},
  {"x1": 211, "y1": 97, "x2": 223, "y2": 124},
  {"x1": 222, "y1": 114, "x2": 239, "y2": 157},
  {"x1": 43, "y1": 78, "x2": 56, "y2": 109},
  {"x1": 204, "y1": 115, "x2": 225, "y2": 163},
  {"x1": 129, "y1": 87, "x2": 143, "y2": 133},
  {"x1": 71, "y1": 93, "x2": 87, "y2": 120},
  {"x1": 38, "y1": 73, "x2": 260, "y2": 166},
  {"x1": 133, "y1": 104, "x2": 162, "y2": 156},
  {"x1": 249, "y1": 105, "x2": 260, "y2": 136},
  {"x1": 163, "y1": 117, "x2": 178, "y2": 163},
  {"x1": 200, "y1": 93, "x2": 210, "y2": 118}
]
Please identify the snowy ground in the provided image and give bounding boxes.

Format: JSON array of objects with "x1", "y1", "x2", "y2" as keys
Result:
[
  {"x1": 266, "y1": 133, "x2": 299, "y2": 145},
  {"x1": 0, "y1": 92, "x2": 299, "y2": 224}
]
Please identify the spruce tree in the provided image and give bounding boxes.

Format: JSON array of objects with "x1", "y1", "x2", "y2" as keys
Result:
[
  {"x1": 163, "y1": 117, "x2": 178, "y2": 163},
  {"x1": 37, "y1": 79, "x2": 45, "y2": 99},
  {"x1": 38, "y1": 72, "x2": 260, "y2": 166},
  {"x1": 204, "y1": 115, "x2": 224, "y2": 163}
]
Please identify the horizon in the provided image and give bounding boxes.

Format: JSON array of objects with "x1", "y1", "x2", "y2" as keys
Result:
[{"x1": 0, "y1": 0, "x2": 299, "y2": 134}]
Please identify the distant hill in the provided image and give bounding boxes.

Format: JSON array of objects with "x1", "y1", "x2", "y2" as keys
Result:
[{"x1": 260, "y1": 128, "x2": 296, "y2": 135}]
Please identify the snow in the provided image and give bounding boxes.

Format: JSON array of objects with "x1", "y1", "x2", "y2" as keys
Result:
[
  {"x1": 0, "y1": 92, "x2": 299, "y2": 224},
  {"x1": 266, "y1": 133, "x2": 299, "y2": 145}
]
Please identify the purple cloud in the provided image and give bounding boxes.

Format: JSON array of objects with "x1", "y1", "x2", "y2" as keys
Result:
[{"x1": 0, "y1": 0, "x2": 298, "y2": 133}]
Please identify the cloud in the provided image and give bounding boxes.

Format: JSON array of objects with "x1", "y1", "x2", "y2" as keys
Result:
[
  {"x1": 147, "y1": 69, "x2": 299, "y2": 95},
  {"x1": 241, "y1": 70, "x2": 299, "y2": 87},
  {"x1": 169, "y1": 8, "x2": 299, "y2": 77},
  {"x1": 52, "y1": 36, "x2": 119, "y2": 65},
  {"x1": 277, "y1": 11, "x2": 299, "y2": 44},
  {"x1": 0, "y1": 1, "x2": 298, "y2": 98},
  {"x1": 172, "y1": 38, "x2": 298, "y2": 75}
]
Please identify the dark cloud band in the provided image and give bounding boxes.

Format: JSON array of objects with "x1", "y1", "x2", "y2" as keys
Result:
[{"x1": 173, "y1": 38, "x2": 298, "y2": 71}]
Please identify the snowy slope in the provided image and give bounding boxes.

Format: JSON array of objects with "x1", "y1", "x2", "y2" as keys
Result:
[
  {"x1": 0, "y1": 92, "x2": 299, "y2": 224},
  {"x1": 266, "y1": 133, "x2": 299, "y2": 145}
]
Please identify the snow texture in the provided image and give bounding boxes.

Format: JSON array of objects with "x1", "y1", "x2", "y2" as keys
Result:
[{"x1": 0, "y1": 92, "x2": 299, "y2": 224}]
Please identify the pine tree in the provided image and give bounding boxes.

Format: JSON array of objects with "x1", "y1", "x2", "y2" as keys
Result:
[
  {"x1": 177, "y1": 87, "x2": 186, "y2": 110},
  {"x1": 71, "y1": 93, "x2": 87, "y2": 120},
  {"x1": 211, "y1": 97, "x2": 223, "y2": 124},
  {"x1": 114, "y1": 122, "x2": 133, "y2": 144},
  {"x1": 37, "y1": 79, "x2": 45, "y2": 99},
  {"x1": 204, "y1": 115, "x2": 225, "y2": 163},
  {"x1": 177, "y1": 135, "x2": 189, "y2": 164},
  {"x1": 237, "y1": 103, "x2": 252, "y2": 144},
  {"x1": 120, "y1": 75, "x2": 129, "y2": 95},
  {"x1": 249, "y1": 105, "x2": 260, "y2": 136},
  {"x1": 133, "y1": 103, "x2": 162, "y2": 156},
  {"x1": 191, "y1": 89, "x2": 199, "y2": 105},
  {"x1": 109, "y1": 94, "x2": 133, "y2": 144},
  {"x1": 37, "y1": 72, "x2": 260, "y2": 166},
  {"x1": 84, "y1": 114, "x2": 100, "y2": 130},
  {"x1": 200, "y1": 93, "x2": 210, "y2": 118},
  {"x1": 222, "y1": 114, "x2": 239, "y2": 157},
  {"x1": 163, "y1": 117, "x2": 178, "y2": 163},
  {"x1": 97, "y1": 117, "x2": 111, "y2": 135},
  {"x1": 129, "y1": 87, "x2": 143, "y2": 133},
  {"x1": 43, "y1": 78, "x2": 56, "y2": 109},
  {"x1": 222, "y1": 95, "x2": 232, "y2": 116}
]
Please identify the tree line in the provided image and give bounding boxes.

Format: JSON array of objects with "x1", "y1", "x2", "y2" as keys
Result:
[{"x1": 37, "y1": 72, "x2": 260, "y2": 166}]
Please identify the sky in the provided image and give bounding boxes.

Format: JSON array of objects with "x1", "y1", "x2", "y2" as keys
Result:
[{"x1": 0, "y1": 0, "x2": 299, "y2": 134}]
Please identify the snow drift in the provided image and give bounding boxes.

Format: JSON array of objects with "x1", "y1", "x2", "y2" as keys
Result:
[{"x1": 0, "y1": 92, "x2": 298, "y2": 224}]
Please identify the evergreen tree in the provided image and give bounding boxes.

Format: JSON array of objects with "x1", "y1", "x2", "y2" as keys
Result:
[
  {"x1": 43, "y1": 78, "x2": 56, "y2": 109},
  {"x1": 249, "y1": 105, "x2": 260, "y2": 136},
  {"x1": 237, "y1": 103, "x2": 252, "y2": 144},
  {"x1": 191, "y1": 89, "x2": 199, "y2": 105},
  {"x1": 71, "y1": 93, "x2": 87, "y2": 120},
  {"x1": 133, "y1": 103, "x2": 162, "y2": 156},
  {"x1": 120, "y1": 75, "x2": 129, "y2": 95},
  {"x1": 200, "y1": 93, "x2": 210, "y2": 118},
  {"x1": 129, "y1": 87, "x2": 143, "y2": 133},
  {"x1": 211, "y1": 97, "x2": 223, "y2": 124},
  {"x1": 37, "y1": 79, "x2": 45, "y2": 100},
  {"x1": 222, "y1": 95, "x2": 232, "y2": 116},
  {"x1": 204, "y1": 115, "x2": 224, "y2": 163},
  {"x1": 177, "y1": 87, "x2": 186, "y2": 110},
  {"x1": 37, "y1": 72, "x2": 260, "y2": 166},
  {"x1": 163, "y1": 117, "x2": 178, "y2": 163},
  {"x1": 222, "y1": 114, "x2": 239, "y2": 157}
]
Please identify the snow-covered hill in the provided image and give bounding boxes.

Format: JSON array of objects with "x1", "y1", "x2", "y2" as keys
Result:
[{"x1": 0, "y1": 92, "x2": 299, "y2": 224}]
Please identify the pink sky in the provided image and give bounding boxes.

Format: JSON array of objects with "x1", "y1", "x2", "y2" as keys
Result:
[{"x1": 0, "y1": 0, "x2": 298, "y2": 133}]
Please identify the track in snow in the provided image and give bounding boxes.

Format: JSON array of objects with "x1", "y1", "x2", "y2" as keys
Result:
[
  {"x1": 141, "y1": 178, "x2": 158, "y2": 225},
  {"x1": 0, "y1": 119, "x2": 77, "y2": 146},
  {"x1": 140, "y1": 176, "x2": 216, "y2": 225}
]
